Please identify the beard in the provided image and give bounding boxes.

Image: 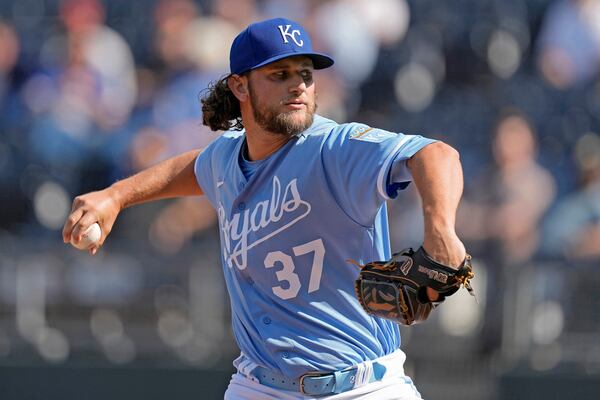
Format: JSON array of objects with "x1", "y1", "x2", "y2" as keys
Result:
[{"x1": 248, "y1": 83, "x2": 317, "y2": 137}]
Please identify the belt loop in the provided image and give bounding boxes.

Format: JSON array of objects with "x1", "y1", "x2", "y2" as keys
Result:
[
  {"x1": 333, "y1": 370, "x2": 345, "y2": 394},
  {"x1": 354, "y1": 360, "x2": 373, "y2": 388}
]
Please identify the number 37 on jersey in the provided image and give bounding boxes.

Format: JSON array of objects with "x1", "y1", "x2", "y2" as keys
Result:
[{"x1": 264, "y1": 238, "x2": 325, "y2": 300}]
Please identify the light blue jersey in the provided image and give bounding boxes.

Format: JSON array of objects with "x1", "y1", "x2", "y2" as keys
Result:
[{"x1": 194, "y1": 115, "x2": 436, "y2": 379}]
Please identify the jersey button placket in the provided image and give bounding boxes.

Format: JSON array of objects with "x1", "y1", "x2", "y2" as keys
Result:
[
  {"x1": 237, "y1": 202, "x2": 246, "y2": 211},
  {"x1": 262, "y1": 316, "x2": 271, "y2": 325}
]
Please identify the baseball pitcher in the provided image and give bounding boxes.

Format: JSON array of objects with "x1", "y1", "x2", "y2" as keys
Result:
[{"x1": 63, "y1": 18, "x2": 474, "y2": 399}]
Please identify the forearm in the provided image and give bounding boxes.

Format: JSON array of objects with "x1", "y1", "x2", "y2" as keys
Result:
[
  {"x1": 110, "y1": 149, "x2": 203, "y2": 209},
  {"x1": 407, "y1": 141, "x2": 465, "y2": 266}
]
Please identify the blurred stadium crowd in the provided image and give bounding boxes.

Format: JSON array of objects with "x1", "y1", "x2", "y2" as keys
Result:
[
  {"x1": 1, "y1": 0, "x2": 598, "y2": 257},
  {"x1": 1, "y1": 0, "x2": 600, "y2": 398}
]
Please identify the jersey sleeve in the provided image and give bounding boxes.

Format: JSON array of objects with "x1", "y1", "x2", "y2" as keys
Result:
[
  {"x1": 194, "y1": 142, "x2": 218, "y2": 208},
  {"x1": 322, "y1": 124, "x2": 437, "y2": 226}
]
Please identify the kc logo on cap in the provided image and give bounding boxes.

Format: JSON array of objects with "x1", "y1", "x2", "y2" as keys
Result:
[
  {"x1": 277, "y1": 24, "x2": 304, "y2": 47},
  {"x1": 229, "y1": 17, "x2": 334, "y2": 75}
]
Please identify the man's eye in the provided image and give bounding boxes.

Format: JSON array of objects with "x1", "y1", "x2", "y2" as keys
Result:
[
  {"x1": 273, "y1": 72, "x2": 286, "y2": 79},
  {"x1": 301, "y1": 71, "x2": 313, "y2": 80}
]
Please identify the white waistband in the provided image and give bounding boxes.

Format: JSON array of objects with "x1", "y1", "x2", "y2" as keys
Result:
[{"x1": 357, "y1": 349, "x2": 407, "y2": 384}]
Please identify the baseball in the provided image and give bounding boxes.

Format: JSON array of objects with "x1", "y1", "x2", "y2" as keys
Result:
[{"x1": 71, "y1": 223, "x2": 102, "y2": 250}]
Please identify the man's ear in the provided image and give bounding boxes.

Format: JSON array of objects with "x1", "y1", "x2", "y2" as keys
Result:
[{"x1": 228, "y1": 74, "x2": 249, "y2": 102}]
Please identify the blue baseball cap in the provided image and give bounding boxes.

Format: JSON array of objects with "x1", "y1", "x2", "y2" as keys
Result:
[{"x1": 229, "y1": 18, "x2": 334, "y2": 75}]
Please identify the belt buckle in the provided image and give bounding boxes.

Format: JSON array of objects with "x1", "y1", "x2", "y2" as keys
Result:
[{"x1": 299, "y1": 371, "x2": 330, "y2": 395}]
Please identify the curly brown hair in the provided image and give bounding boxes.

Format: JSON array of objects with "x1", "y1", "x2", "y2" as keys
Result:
[{"x1": 200, "y1": 75, "x2": 244, "y2": 132}]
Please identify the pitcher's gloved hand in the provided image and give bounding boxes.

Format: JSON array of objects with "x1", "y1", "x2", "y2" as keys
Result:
[{"x1": 353, "y1": 247, "x2": 475, "y2": 325}]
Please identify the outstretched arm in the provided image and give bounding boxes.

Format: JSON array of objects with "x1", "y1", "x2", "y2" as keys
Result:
[
  {"x1": 62, "y1": 149, "x2": 203, "y2": 254},
  {"x1": 407, "y1": 142, "x2": 466, "y2": 298}
]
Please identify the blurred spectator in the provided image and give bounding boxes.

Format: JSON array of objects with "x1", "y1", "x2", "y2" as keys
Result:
[
  {"x1": 121, "y1": 1, "x2": 239, "y2": 254},
  {"x1": 308, "y1": 0, "x2": 411, "y2": 119},
  {"x1": 542, "y1": 133, "x2": 600, "y2": 259},
  {"x1": 211, "y1": 0, "x2": 261, "y2": 29},
  {"x1": 312, "y1": 0, "x2": 384, "y2": 85},
  {"x1": 145, "y1": 0, "x2": 236, "y2": 161},
  {"x1": 459, "y1": 109, "x2": 556, "y2": 264},
  {"x1": 23, "y1": 0, "x2": 137, "y2": 195},
  {"x1": 0, "y1": 20, "x2": 25, "y2": 145},
  {"x1": 261, "y1": 0, "x2": 310, "y2": 21},
  {"x1": 60, "y1": 0, "x2": 137, "y2": 127},
  {"x1": 457, "y1": 109, "x2": 556, "y2": 354},
  {"x1": 537, "y1": 0, "x2": 600, "y2": 89},
  {"x1": 0, "y1": 21, "x2": 20, "y2": 104},
  {"x1": 153, "y1": 0, "x2": 203, "y2": 74},
  {"x1": 0, "y1": 20, "x2": 29, "y2": 228}
]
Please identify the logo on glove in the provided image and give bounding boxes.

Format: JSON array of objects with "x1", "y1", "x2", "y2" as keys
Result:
[
  {"x1": 417, "y1": 265, "x2": 448, "y2": 284},
  {"x1": 399, "y1": 258, "x2": 413, "y2": 276}
]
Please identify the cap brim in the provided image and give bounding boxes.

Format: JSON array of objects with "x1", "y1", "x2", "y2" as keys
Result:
[{"x1": 243, "y1": 51, "x2": 334, "y2": 74}]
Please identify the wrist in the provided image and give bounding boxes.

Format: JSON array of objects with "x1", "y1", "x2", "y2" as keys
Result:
[
  {"x1": 422, "y1": 229, "x2": 466, "y2": 268},
  {"x1": 106, "y1": 183, "x2": 126, "y2": 211}
]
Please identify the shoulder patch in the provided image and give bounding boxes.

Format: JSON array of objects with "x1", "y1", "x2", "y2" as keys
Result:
[{"x1": 349, "y1": 126, "x2": 397, "y2": 143}]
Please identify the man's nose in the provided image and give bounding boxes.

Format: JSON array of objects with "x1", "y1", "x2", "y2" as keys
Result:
[{"x1": 289, "y1": 74, "x2": 307, "y2": 94}]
